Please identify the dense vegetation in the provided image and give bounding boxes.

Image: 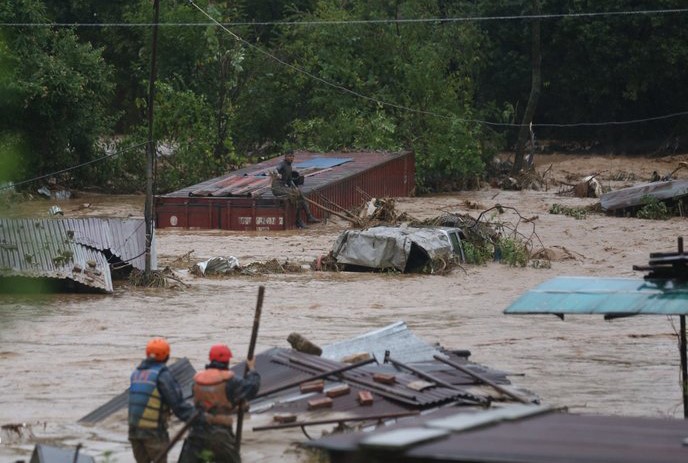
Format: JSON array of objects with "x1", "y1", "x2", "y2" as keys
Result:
[{"x1": 1, "y1": 0, "x2": 686, "y2": 194}]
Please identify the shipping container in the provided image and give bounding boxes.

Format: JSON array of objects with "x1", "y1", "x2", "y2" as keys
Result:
[{"x1": 155, "y1": 150, "x2": 415, "y2": 230}]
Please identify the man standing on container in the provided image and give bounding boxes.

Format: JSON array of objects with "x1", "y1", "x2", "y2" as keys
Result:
[
  {"x1": 272, "y1": 151, "x2": 320, "y2": 228},
  {"x1": 178, "y1": 343, "x2": 261, "y2": 463},
  {"x1": 128, "y1": 337, "x2": 196, "y2": 463}
]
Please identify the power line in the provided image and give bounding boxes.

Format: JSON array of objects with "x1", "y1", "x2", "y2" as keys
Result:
[
  {"x1": 188, "y1": 2, "x2": 688, "y2": 130},
  {"x1": 1, "y1": 7, "x2": 687, "y2": 28},
  {"x1": 188, "y1": 1, "x2": 449, "y2": 121},
  {"x1": 0, "y1": 141, "x2": 148, "y2": 192}
]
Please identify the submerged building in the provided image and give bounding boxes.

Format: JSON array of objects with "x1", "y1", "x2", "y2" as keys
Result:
[{"x1": 155, "y1": 150, "x2": 415, "y2": 231}]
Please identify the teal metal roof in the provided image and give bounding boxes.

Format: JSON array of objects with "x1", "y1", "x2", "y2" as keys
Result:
[{"x1": 504, "y1": 276, "x2": 688, "y2": 315}]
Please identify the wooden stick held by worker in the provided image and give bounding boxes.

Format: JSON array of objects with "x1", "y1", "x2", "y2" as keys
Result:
[{"x1": 235, "y1": 285, "x2": 265, "y2": 453}]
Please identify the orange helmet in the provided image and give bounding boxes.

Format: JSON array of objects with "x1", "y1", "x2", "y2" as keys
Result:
[
  {"x1": 146, "y1": 337, "x2": 170, "y2": 362},
  {"x1": 209, "y1": 344, "x2": 232, "y2": 364}
]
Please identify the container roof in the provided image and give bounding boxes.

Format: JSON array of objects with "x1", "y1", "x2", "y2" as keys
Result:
[
  {"x1": 161, "y1": 150, "x2": 409, "y2": 198},
  {"x1": 504, "y1": 276, "x2": 688, "y2": 316}
]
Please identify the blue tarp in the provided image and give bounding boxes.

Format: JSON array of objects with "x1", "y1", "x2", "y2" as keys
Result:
[
  {"x1": 294, "y1": 157, "x2": 353, "y2": 169},
  {"x1": 504, "y1": 276, "x2": 688, "y2": 315}
]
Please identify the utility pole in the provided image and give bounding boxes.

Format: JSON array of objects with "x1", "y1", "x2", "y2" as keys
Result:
[{"x1": 145, "y1": 0, "x2": 160, "y2": 274}]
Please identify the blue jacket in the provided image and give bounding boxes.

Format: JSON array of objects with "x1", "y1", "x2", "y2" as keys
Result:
[{"x1": 128, "y1": 358, "x2": 195, "y2": 439}]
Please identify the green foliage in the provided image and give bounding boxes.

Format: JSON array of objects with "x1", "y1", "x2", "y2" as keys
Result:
[
  {"x1": 497, "y1": 237, "x2": 530, "y2": 267},
  {"x1": 0, "y1": 0, "x2": 115, "y2": 188},
  {"x1": 549, "y1": 203, "x2": 588, "y2": 220},
  {"x1": 417, "y1": 115, "x2": 494, "y2": 192},
  {"x1": 462, "y1": 241, "x2": 494, "y2": 265},
  {"x1": 3, "y1": 0, "x2": 688, "y2": 192},
  {"x1": 636, "y1": 195, "x2": 670, "y2": 220},
  {"x1": 290, "y1": 109, "x2": 401, "y2": 152}
]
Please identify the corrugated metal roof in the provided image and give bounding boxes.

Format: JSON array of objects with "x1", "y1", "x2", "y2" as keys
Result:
[
  {"x1": 250, "y1": 323, "x2": 528, "y2": 422},
  {"x1": 307, "y1": 407, "x2": 688, "y2": 463},
  {"x1": 162, "y1": 150, "x2": 410, "y2": 199},
  {"x1": 503, "y1": 276, "x2": 688, "y2": 315},
  {"x1": 0, "y1": 217, "x2": 149, "y2": 293}
]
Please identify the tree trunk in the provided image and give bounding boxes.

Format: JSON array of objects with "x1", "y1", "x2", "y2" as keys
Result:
[{"x1": 512, "y1": 0, "x2": 542, "y2": 175}]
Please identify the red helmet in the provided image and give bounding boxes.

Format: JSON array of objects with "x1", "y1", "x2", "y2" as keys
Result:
[
  {"x1": 209, "y1": 344, "x2": 232, "y2": 364},
  {"x1": 146, "y1": 337, "x2": 170, "y2": 361}
]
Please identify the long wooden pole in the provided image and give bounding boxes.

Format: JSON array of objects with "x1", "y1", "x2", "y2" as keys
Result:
[{"x1": 235, "y1": 285, "x2": 265, "y2": 453}]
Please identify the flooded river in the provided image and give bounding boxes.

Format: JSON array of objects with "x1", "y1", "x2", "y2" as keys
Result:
[{"x1": 1, "y1": 154, "x2": 687, "y2": 462}]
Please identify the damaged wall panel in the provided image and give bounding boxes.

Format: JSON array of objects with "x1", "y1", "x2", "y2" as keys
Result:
[{"x1": 0, "y1": 217, "x2": 151, "y2": 293}]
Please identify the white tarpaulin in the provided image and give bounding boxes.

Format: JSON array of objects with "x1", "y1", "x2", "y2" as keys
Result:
[{"x1": 331, "y1": 226, "x2": 459, "y2": 272}]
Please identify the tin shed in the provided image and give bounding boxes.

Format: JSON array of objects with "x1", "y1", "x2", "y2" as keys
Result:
[{"x1": 155, "y1": 150, "x2": 415, "y2": 230}]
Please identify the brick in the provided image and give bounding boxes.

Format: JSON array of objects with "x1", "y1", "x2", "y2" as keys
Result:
[
  {"x1": 373, "y1": 373, "x2": 396, "y2": 385},
  {"x1": 273, "y1": 413, "x2": 297, "y2": 423},
  {"x1": 300, "y1": 379, "x2": 325, "y2": 393},
  {"x1": 325, "y1": 385, "x2": 351, "y2": 398},
  {"x1": 308, "y1": 397, "x2": 333, "y2": 410},
  {"x1": 358, "y1": 390, "x2": 374, "y2": 406}
]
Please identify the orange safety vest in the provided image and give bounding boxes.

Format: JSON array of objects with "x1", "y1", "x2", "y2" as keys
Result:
[{"x1": 193, "y1": 368, "x2": 236, "y2": 426}]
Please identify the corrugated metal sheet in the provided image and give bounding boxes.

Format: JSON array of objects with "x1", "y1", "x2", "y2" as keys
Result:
[
  {"x1": 307, "y1": 407, "x2": 688, "y2": 463},
  {"x1": 250, "y1": 323, "x2": 526, "y2": 421},
  {"x1": 0, "y1": 217, "x2": 150, "y2": 293},
  {"x1": 321, "y1": 321, "x2": 444, "y2": 364},
  {"x1": 504, "y1": 276, "x2": 688, "y2": 315},
  {"x1": 155, "y1": 150, "x2": 415, "y2": 230},
  {"x1": 601, "y1": 179, "x2": 688, "y2": 212}
]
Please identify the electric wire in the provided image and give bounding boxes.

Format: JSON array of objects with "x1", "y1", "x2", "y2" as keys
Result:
[
  {"x1": 188, "y1": 1, "x2": 688, "y2": 129},
  {"x1": 188, "y1": 0, "x2": 449, "y2": 121},
  {"x1": 2, "y1": 7, "x2": 687, "y2": 27},
  {"x1": 1, "y1": 4, "x2": 686, "y2": 194},
  {"x1": 0, "y1": 141, "x2": 148, "y2": 192}
]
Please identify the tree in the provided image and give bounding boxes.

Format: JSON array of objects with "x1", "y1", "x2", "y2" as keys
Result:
[{"x1": 0, "y1": 0, "x2": 115, "y2": 188}]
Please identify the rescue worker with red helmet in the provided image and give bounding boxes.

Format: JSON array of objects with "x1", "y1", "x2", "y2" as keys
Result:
[
  {"x1": 178, "y1": 343, "x2": 261, "y2": 463},
  {"x1": 128, "y1": 337, "x2": 196, "y2": 463}
]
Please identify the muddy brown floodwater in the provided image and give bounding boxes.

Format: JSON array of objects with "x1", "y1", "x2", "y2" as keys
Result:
[{"x1": 1, "y1": 153, "x2": 688, "y2": 462}]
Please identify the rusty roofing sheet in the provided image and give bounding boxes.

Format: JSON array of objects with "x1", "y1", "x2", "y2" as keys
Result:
[
  {"x1": 307, "y1": 407, "x2": 688, "y2": 463},
  {"x1": 0, "y1": 217, "x2": 149, "y2": 293},
  {"x1": 162, "y1": 150, "x2": 410, "y2": 198}
]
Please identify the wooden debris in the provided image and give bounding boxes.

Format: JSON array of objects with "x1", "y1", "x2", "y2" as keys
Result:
[
  {"x1": 406, "y1": 380, "x2": 435, "y2": 391},
  {"x1": 288, "y1": 332, "x2": 323, "y2": 356},
  {"x1": 308, "y1": 397, "x2": 333, "y2": 410},
  {"x1": 325, "y1": 385, "x2": 351, "y2": 398},
  {"x1": 340, "y1": 352, "x2": 372, "y2": 364}
]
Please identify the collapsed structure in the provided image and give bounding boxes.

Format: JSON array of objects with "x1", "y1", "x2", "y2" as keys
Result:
[
  {"x1": 0, "y1": 217, "x2": 151, "y2": 293},
  {"x1": 80, "y1": 322, "x2": 537, "y2": 432}
]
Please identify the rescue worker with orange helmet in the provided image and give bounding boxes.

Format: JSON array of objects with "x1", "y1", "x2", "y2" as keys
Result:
[
  {"x1": 178, "y1": 343, "x2": 261, "y2": 463},
  {"x1": 128, "y1": 337, "x2": 196, "y2": 463}
]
